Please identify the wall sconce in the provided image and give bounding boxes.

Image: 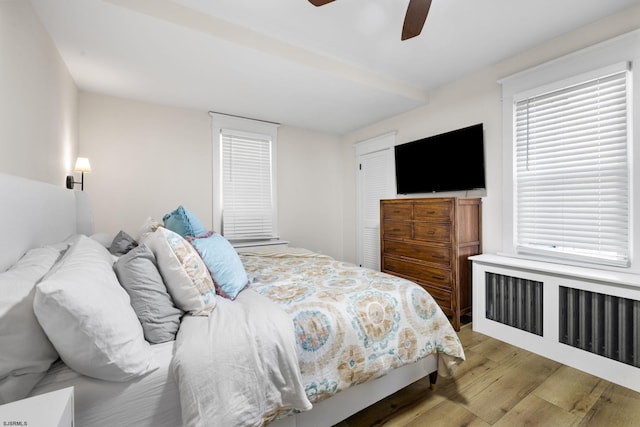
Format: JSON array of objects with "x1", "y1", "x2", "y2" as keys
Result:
[{"x1": 66, "y1": 157, "x2": 91, "y2": 191}]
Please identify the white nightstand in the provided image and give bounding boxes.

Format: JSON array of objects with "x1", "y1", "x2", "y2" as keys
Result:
[{"x1": 0, "y1": 387, "x2": 74, "y2": 427}]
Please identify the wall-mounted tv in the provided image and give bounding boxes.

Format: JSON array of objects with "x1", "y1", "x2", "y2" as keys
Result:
[{"x1": 394, "y1": 123, "x2": 485, "y2": 194}]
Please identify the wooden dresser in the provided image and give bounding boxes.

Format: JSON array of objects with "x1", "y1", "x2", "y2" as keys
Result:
[{"x1": 380, "y1": 197, "x2": 482, "y2": 330}]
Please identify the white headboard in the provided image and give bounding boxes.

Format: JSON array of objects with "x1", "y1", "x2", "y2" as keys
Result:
[{"x1": 0, "y1": 173, "x2": 93, "y2": 271}]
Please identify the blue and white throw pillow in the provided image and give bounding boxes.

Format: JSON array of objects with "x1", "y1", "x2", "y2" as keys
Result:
[{"x1": 188, "y1": 232, "x2": 249, "y2": 300}]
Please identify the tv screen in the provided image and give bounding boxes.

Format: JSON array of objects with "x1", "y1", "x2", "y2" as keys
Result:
[{"x1": 394, "y1": 123, "x2": 485, "y2": 194}]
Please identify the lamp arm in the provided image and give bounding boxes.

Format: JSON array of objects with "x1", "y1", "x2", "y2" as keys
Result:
[{"x1": 65, "y1": 172, "x2": 86, "y2": 191}]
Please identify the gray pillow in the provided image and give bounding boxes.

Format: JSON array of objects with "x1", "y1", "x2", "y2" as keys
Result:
[
  {"x1": 114, "y1": 244, "x2": 183, "y2": 343},
  {"x1": 109, "y1": 230, "x2": 138, "y2": 256}
]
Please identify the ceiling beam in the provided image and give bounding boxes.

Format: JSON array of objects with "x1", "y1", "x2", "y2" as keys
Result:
[{"x1": 105, "y1": 0, "x2": 429, "y2": 103}]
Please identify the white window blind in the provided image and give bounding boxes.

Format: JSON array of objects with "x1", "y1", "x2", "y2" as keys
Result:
[
  {"x1": 514, "y1": 68, "x2": 630, "y2": 266},
  {"x1": 220, "y1": 129, "x2": 275, "y2": 241}
]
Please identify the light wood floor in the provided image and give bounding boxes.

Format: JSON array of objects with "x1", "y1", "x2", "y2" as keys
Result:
[{"x1": 336, "y1": 321, "x2": 640, "y2": 426}]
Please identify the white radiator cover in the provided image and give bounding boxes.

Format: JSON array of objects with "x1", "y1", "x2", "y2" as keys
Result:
[{"x1": 471, "y1": 254, "x2": 640, "y2": 393}]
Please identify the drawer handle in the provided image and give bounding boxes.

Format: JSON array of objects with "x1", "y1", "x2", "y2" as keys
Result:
[
  {"x1": 431, "y1": 254, "x2": 445, "y2": 259},
  {"x1": 431, "y1": 274, "x2": 446, "y2": 281},
  {"x1": 428, "y1": 230, "x2": 436, "y2": 235},
  {"x1": 427, "y1": 210, "x2": 436, "y2": 214}
]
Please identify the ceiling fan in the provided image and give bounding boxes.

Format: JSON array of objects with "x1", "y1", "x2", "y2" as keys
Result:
[{"x1": 308, "y1": 0, "x2": 433, "y2": 41}]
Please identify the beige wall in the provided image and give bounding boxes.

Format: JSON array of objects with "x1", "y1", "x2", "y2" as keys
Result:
[
  {"x1": 0, "y1": 0, "x2": 77, "y2": 184},
  {"x1": 4, "y1": 0, "x2": 637, "y2": 264},
  {"x1": 341, "y1": 5, "x2": 640, "y2": 263},
  {"x1": 79, "y1": 93, "x2": 213, "y2": 239},
  {"x1": 78, "y1": 93, "x2": 345, "y2": 259},
  {"x1": 277, "y1": 126, "x2": 343, "y2": 258}
]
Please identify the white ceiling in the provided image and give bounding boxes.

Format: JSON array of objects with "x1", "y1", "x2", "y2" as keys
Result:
[{"x1": 30, "y1": 0, "x2": 640, "y2": 133}]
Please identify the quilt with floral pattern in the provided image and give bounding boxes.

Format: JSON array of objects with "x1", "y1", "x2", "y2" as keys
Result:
[{"x1": 240, "y1": 248, "x2": 465, "y2": 404}]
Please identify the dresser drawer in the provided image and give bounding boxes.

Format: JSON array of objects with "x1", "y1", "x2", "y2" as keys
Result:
[
  {"x1": 380, "y1": 197, "x2": 481, "y2": 332},
  {"x1": 382, "y1": 203, "x2": 412, "y2": 220},
  {"x1": 382, "y1": 240, "x2": 450, "y2": 266},
  {"x1": 413, "y1": 222, "x2": 451, "y2": 243},
  {"x1": 383, "y1": 257, "x2": 451, "y2": 288},
  {"x1": 383, "y1": 220, "x2": 411, "y2": 239},
  {"x1": 413, "y1": 202, "x2": 452, "y2": 222},
  {"x1": 421, "y1": 284, "x2": 452, "y2": 314}
]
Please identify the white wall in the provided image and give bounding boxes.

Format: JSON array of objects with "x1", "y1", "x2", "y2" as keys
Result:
[
  {"x1": 340, "y1": 5, "x2": 640, "y2": 263},
  {"x1": 277, "y1": 126, "x2": 343, "y2": 258},
  {"x1": 79, "y1": 92, "x2": 213, "y2": 239},
  {"x1": 0, "y1": 0, "x2": 77, "y2": 184},
  {"x1": 79, "y1": 92, "x2": 345, "y2": 259},
  {"x1": 6, "y1": 0, "x2": 637, "y2": 265}
]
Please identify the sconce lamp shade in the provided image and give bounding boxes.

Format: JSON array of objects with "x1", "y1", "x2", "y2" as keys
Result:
[
  {"x1": 66, "y1": 157, "x2": 91, "y2": 191},
  {"x1": 74, "y1": 157, "x2": 92, "y2": 173}
]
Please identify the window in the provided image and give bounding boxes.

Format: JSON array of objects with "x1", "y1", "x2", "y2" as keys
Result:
[
  {"x1": 513, "y1": 67, "x2": 630, "y2": 266},
  {"x1": 500, "y1": 31, "x2": 639, "y2": 271},
  {"x1": 211, "y1": 114, "x2": 278, "y2": 241}
]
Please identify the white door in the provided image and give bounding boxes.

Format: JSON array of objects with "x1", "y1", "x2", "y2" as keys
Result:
[{"x1": 357, "y1": 149, "x2": 395, "y2": 270}]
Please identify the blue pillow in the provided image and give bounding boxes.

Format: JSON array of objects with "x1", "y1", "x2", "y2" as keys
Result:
[
  {"x1": 162, "y1": 206, "x2": 208, "y2": 237},
  {"x1": 188, "y1": 232, "x2": 249, "y2": 300}
]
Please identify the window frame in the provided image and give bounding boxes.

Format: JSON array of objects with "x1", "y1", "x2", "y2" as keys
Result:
[
  {"x1": 514, "y1": 65, "x2": 631, "y2": 266},
  {"x1": 211, "y1": 113, "x2": 279, "y2": 241},
  {"x1": 500, "y1": 30, "x2": 640, "y2": 273}
]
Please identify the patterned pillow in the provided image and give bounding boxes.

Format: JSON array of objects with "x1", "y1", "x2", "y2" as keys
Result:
[
  {"x1": 142, "y1": 227, "x2": 216, "y2": 315},
  {"x1": 162, "y1": 206, "x2": 207, "y2": 238},
  {"x1": 136, "y1": 217, "x2": 162, "y2": 241},
  {"x1": 188, "y1": 232, "x2": 249, "y2": 300}
]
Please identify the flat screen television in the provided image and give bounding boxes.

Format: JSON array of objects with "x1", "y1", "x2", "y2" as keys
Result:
[{"x1": 394, "y1": 123, "x2": 485, "y2": 194}]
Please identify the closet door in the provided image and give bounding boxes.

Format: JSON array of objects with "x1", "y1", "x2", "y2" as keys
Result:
[{"x1": 357, "y1": 149, "x2": 395, "y2": 270}]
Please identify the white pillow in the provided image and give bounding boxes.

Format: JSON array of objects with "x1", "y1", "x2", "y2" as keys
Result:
[
  {"x1": 34, "y1": 235, "x2": 158, "y2": 382},
  {"x1": 136, "y1": 216, "x2": 162, "y2": 241},
  {"x1": 142, "y1": 227, "x2": 216, "y2": 315},
  {"x1": 89, "y1": 232, "x2": 114, "y2": 249},
  {"x1": 0, "y1": 247, "x2": 61, "y2": 404}
]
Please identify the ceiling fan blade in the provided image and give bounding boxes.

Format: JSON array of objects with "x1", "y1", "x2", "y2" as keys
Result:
[
  {"x1": 402, "y1": 0, "x2": 432, "y2": 40},
  {"x1": 308, "y1": 0, "x2": 335, "y2": 6}
]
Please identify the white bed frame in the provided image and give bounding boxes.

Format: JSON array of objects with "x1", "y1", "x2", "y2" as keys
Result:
[
  {"x1": 0, "y1": 173, "x2": 93, "y2": 271},
  {"x1": 0, "y1": 172, "x2": 438, "y2": 426},
  {"x1": 272, "y1": 357, "x2": 436, "y2": 427}
]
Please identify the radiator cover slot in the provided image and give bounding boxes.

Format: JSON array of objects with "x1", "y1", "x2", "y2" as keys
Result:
[
  {"x1": 559, "y1": 286, "x2": 640, "y2": 368},
  {"x1": 485, "y1": 272, "x2": 543, "y2": 336}
]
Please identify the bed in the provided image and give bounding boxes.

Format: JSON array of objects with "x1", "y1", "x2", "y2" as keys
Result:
[{"x1": 0, "y1": 172, "x2": 465, "y2": 426}]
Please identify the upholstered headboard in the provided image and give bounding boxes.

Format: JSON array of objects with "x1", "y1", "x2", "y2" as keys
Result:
[{"x1": 0, "y1": 173, "x2": 93, "y2": 271}]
